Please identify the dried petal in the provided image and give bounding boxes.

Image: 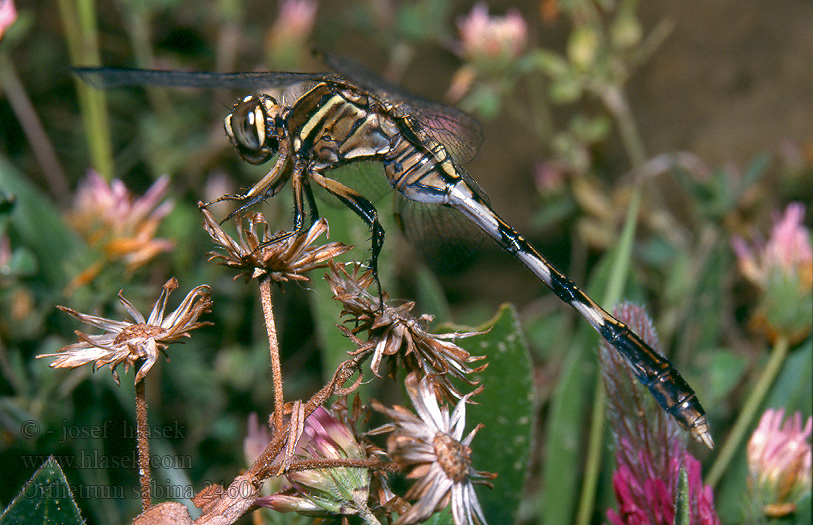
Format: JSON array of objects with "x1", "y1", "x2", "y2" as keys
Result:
[
  {"x1": 203, "y1": 208, "x2": 351, "y2": 283},
  {"x1": 39, "y1": 279, "x2": 211, "y2": 384}
]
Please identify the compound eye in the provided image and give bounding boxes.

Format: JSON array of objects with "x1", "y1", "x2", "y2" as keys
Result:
[{"x1": 228, "y1": 98, "x2": 266, "y2": 152}]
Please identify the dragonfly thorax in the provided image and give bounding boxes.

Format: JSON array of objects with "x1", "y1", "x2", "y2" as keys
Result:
[{"x1": 224, "y1": 94, "x2": 286, "y2": 165}]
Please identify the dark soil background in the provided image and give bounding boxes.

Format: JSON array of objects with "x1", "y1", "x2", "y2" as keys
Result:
[{"x1": 441, "y1": 0, "x2": 813, "y2": 309}]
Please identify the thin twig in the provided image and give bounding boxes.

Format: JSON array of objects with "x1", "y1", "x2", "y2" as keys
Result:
[
  {"x1": 250, "y1": 350, "x2": 371, "y2": 480},
  {"x1": 135, "y1": 375, "x2": 152, "y2": 511},
  {"x1": 192, "y1": 311, "x2": 375, "y2": 524},
  {"x1": 259, "y1": 277, "x2": 285, "y2": 433},
  {"x1": 706, "y1": 335, "x2": 790, "y2": 488},
  {"x1": 0, "y1": 53, "x2": 71, "y2": 204}
]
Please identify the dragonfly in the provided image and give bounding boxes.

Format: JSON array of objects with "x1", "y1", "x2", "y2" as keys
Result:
[{"x1": 75, "y1": 56, "x2": 712, "y2": 448}]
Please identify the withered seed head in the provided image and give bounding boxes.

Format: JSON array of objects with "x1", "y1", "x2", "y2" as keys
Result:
[{"x1": 202, "y1": 207, "x2": 351, "y2": 283}]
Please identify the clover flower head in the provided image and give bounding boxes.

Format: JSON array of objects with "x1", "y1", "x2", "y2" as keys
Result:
[
  {"x1": 255, "y1": 407, "x2": 375, "y2": 519},
  {"x1": 457, "y1": 2, "x2": 527, "y2": 61},
  {"x1": 67, "y1": 171, "x2": 174, "y2": 275},
  {"x1": 731, "y1": 202, "x2": 812, "y2": 342},
  {"x1": 747, "y1": 408, "x2": 812, "y2": 517},
  {"x1": 601, "y1": 304, "x2": 720, "y2": 524},
  {"x1": 0, "y1": 0, "x2": 17, "y2": 40}
]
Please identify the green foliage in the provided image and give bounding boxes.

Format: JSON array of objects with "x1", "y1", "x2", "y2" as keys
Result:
[
  {"x1": 459, "y1": 305, "x2": 535, "y2": 524},
  {"x1": 1, "y1": 0, "x2": 810, "y2": 524},
  {"x1": 0, "y1": 458, "x2": 84, "y2": 525}
]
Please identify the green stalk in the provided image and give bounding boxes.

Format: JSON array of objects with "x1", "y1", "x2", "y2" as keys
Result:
[
  {"x1": 575, "y1": 186, "x2": 642, "y2": 525},
  {"x1": 57, "y1": 0, "x2": 114, "y2": 180},
  {"x1": 705, "y1": 335, "x2": 790, "y2": 488},
  {"x1": 576, "y1": 80, "x2": 646, "y2": 525}
]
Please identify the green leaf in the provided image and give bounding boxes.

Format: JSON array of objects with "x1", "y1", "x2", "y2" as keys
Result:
[
  {"x1": 765, "y1": 336, "x2": 812, "y2": 417},
  {"x1": 794, "y1": 492, "x2": 812, "y2": 525},
  {"x1": 538, "y1": 326, "x2": 596, "y2": 524},
  {"x1": 674, "y1": 467, "x2": 690, "y2": 525},
  {"x1": 414, "y1": 264, "x2": 452, "y2": 323},
  {"x1": 701, "y1": 350, "x2": 748, "y2": 407},
  {"x1": 0, "y1": 158, "x2": 84, "y2": 288},
  {"x1": 457, "y1": 304, "x2": 535, "y2": 524},
  {"x1": 522, "y1": 49, "x2": 570, "y2": 77},
  {"x1": 0, "y1": 457, "x2": 84, "y2": 525},
  {"x1": 422, "y1": 506, "x2": 453, "y2": 525}
]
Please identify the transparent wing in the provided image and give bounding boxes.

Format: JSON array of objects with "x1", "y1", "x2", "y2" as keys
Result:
[
  {"x1": 394, "y1": 195, "x2": 485, "y2": 274},
  {"x1": 320, "y1": 53, "x2": 483, "y2": 164},
  {"x1": 72, "y1": 67, "x2": 336, "y2": 90}
]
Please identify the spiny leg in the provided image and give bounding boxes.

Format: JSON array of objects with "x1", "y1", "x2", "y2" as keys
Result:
[
  {"x1": 309, "y1": 171, "x2": 386, "y2": 304},
  {"x1": 302, "y1": 178, "x2": 321, "y2": 226},
  {"x1": 201, "y1": 147, "x2": 292, "y2": 223},
  {"x1": 255, "y1": 162, "x2": 311, "y2": 248},
  {"x1": 229, "y1": 161, "x2": 309, "y2": 251}
]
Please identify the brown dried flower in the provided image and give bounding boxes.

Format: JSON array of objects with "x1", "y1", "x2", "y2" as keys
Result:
[
  {"x1": 39, "y1": 278, "x2": 212, "y2": 384},
  {"x1": 326, "y1": 262, "x2": 487, "y2": 400},
  {"x1": 202, "y1": 207, "x2": 351, "y2": 283},
  {"x1": 373, "y1": 374, "x2": 493, "y2": 525}
]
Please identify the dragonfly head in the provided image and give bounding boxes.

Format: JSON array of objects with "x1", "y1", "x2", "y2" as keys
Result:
[{"x1": 224, "y1": 94, "x2": 285, "y2": 164}]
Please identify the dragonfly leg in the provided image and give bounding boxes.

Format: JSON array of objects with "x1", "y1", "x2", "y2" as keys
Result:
[
  {"x1": 302, "y1": 179, "x2": 321, "y2": 226},
  {"x1": 243, "y1": 162, "x2": 310, "y2": 254},
  {"x1": 201, "y1": 147, "x2": 292, "y2": 222},
  {"x1": 291, "y1": 164, "x2": 309, "y2": 232},
  {"x1": 309, "y1": 171, "x2": 386, "y2": 303}
]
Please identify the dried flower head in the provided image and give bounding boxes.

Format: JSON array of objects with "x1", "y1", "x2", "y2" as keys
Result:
[
  {"x1": 66, "y1": 171, "x2": 174, "y2": 276},
  {"x1": 601, "y1": 304, "x2": 720, "y2": 524},
  {"x1": 747, "y1": 408, "x2": 812, "y2": 517},
  {"x1": 326, "y1": 262, "x2": 486, "y2": 400},
  {"x1": 39, "y1": 278, "x2": 212, "y2": 384},
  {"x1": 373, "y1": 374, "x2": 493, "y2": 525},
  {"x1": 731, "y1": 202, "x2": 812, "y2": 342},
  {"x1": 202, "y1": 207, "x2": 351, "y2": 282},
  {"x1": 255, "y1": 407, "x2": 377, "y2": 520}
]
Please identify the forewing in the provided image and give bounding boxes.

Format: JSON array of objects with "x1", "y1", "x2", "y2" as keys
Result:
[
  {"x1": 72, "y1": 67, "x2": 336, "y2": 90},
  {"x1": 321, "y1": 53, "x2": 483, "y2": 164}
]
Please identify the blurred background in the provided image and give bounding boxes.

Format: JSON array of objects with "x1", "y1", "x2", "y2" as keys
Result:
[{"x1": 0, "y1": 0, "x2": 810, "y2": 523}]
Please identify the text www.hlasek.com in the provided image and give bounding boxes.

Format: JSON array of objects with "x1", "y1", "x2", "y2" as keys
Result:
[{"x1": 22, "y1": 450, "x2": 192, "y2": 470}]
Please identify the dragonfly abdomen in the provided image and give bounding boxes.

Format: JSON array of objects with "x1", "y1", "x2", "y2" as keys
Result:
[{"x1": 446, "y1": 181, "x2": 713, "y2": 447}]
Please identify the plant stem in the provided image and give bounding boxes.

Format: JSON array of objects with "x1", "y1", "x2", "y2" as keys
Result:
[
  {"x1": 576, "y1": 186, "x2": 642, "y2": 525},
  {"x1": 705, "y1": 335, "x2": 790, "y2": 488},
  {"x1": 602, "y1": 84, "x2": 647, "y2": 168},
  {"x1": 577, "y1": 82, "x2": 645, "y2": 525},
  {"x1": 56, "y1": 0, "x2": 114, "y2": 180},
  {"x1": 259, "y1": 277, "x2": 284, "y2": 433},
  {"x1": 135, "y1": 375, "x2": 152, "y2": 511},
  {"x1": 0, "y1": 53, "x2": 71, "y2": 204}
]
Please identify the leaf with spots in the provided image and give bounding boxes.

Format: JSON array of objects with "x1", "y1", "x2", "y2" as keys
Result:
[
  {"x1": 0, "y1": 457, "x2": 84, "y2": 525},
  {"x1": 448, "y1": 304, "x2": 535, "y2": 524}
]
